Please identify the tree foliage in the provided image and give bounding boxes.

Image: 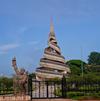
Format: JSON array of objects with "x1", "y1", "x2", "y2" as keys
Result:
[
  {"x1": 66, "y1": 60, "x2": 86, "y2": 76},
  {"x1": 88, "y1": 51, "x2": 100, "y2": 65},
  {"x1": 0, "y1": 76, "x2": 13, "y2": 91}
]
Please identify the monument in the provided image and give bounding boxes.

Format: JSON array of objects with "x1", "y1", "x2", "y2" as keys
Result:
[
  {"x1": 36, "y1": 20, "x2": 70, "y2": 80},
  {"x1": 12, "y1": 57, "x2": 28, "y2": 95}
]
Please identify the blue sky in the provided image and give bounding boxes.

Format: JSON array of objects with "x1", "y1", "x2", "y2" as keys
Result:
[{"x1": 0, "y1": 0, "x2": 100, "y2": 76}]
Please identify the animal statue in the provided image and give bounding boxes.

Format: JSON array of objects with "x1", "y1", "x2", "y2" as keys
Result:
[{"x1": 12, "y1": 57, "x2": 28, "y2": 95}]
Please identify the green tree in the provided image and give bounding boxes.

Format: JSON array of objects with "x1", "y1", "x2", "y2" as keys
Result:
[
  {"x1": 0, "y1": 76, "x2": 13, "y2": 92},
  {"x1": 66, "y1": 60, "x2": 86, "y2": 76},
  {"x1": 88, "y1": 51, "x2": 100, "y2": 65}
]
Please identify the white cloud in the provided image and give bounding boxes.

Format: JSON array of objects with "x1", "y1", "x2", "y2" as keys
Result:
[
  {"x1": 0, "y1": 43, "x2": 20, "y2": 54},
  {"x1": 28, "y1": 41, "x2": 39, "y2": 45},
  {"x1": 0, "y1": 41, "x2": 40, "y2": 55}
]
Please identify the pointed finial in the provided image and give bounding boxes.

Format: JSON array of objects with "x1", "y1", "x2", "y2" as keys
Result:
[
  {"x1": 50, "y1": 17, "x2": 54, "y2": 34},
  {"x1": 48, "y1": 17, "x2": 57, "y2": 44},
  {"x1": 12, "y1": 56, "x2": 16, "y2": 61}
]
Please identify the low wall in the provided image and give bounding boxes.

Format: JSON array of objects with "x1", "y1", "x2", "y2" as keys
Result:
[
  {"x1": 0, "y1": 96, "x2": 100, "y2": 101},
  {"x1": 0, "y1": 95, "x2": 30, "y2": 101}
]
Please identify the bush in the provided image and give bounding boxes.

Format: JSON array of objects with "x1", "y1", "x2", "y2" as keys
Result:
[{"x1": 67, "y1": 92, "x2": 84, "y2": 98}]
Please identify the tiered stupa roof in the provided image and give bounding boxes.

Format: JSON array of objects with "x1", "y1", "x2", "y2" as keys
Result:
[{"x1": 36, "y1": 20, "x2": 70, "y2": 80}]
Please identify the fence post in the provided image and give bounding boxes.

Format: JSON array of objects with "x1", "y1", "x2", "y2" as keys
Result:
[
  {"x1": 46, "y1": 81, "x2": 49, "y2": 98},
  {"x1": 62, "y1": 75, "x2": 67, "y2": 98},
  {"x1": 28, "y1": 75, "x2": 32, "y2": 100}
]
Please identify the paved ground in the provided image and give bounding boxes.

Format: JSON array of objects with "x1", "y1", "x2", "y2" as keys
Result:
[
  {"x1": 32, "y1": 99, "x2": 76, "y2": 101},
  {"x1": 32, "y1": 99, "x2": 100, "y2": 101}
]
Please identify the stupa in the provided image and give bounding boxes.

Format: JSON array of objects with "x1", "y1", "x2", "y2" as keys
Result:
[{"x1": 36, "y1": 20, "x2": 70, "y2": 80}]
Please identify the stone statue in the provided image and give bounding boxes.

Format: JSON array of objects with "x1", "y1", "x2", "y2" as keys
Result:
[{"x1": 12, "y1": 57, "x2": 28, "y2": 95}]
